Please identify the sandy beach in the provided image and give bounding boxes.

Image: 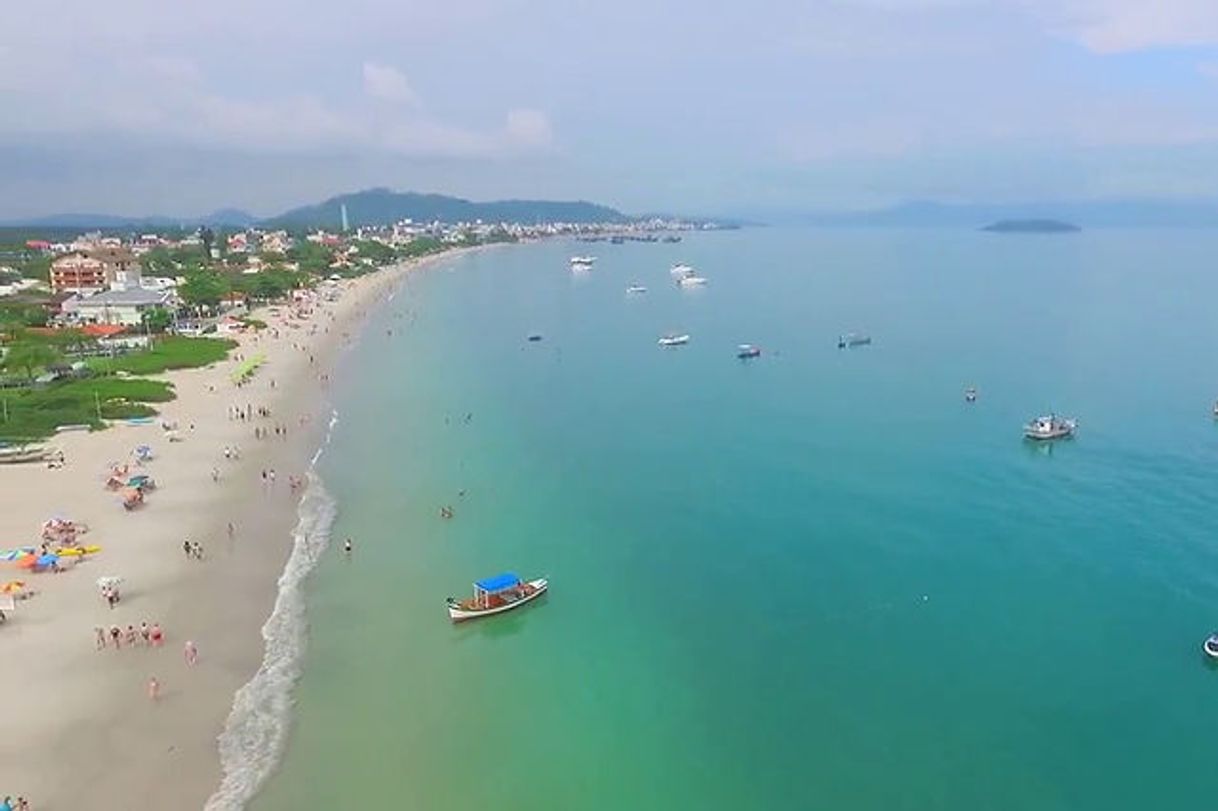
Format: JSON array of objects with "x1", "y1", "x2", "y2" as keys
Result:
[{"x1": 0, "y1": 254, "x2": 445, "y2": 810}]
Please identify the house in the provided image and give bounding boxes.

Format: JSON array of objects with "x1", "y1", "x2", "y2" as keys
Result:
[
  {"x1": 50, "y1": 248, "x2": 142, "y2": 294},
  {"x1": 62, "y1": 288, "x2": 177, "y2": 326}
]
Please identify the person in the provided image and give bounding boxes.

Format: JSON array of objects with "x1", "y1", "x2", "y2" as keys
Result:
[
  {"x1": 1, "y1": 795, "x2": 12, "y2": 811},
  {"x1": 150, "y1": 623, "x2": 164, "y2": 647},
  {"x1": 148, "y1": 676, "x2": 160, "y2": 701},
  {"x1": 183, "y1": 539, "x2": 192, "y2": 559},
  {"x1": 227, "y1": 522, "x2": 236, "y2": 540},
  {"x1": 343, "y1": 538, "x2": 353, "y2": 555},
  {"x1": 95, "y1": 626, "x2": 106, "y2": 650},
  {"x1": 110, "y1": 625, "x2": 122, "y2": 649},
  {"x1": 140, "y1": 621, "x2": 150, "y2": 646},
  {"x1": 184, "y1": 640, "x2": 198, "y2": 667},
  {"x1": 125, "y1": 625, "x2": 137, "y2": 646},
  {"x1": 16, "y1": 797, "x2": 28, "y2": 811}
]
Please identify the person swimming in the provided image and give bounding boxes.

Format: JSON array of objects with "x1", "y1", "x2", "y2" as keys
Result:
[{"x1": 343, "y1": 538, "x2": 353, "y2": 555}]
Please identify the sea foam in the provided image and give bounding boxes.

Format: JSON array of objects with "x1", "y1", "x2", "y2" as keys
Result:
[{"x1": 204, "y1": 411, "x2": 340, "y2": 810}]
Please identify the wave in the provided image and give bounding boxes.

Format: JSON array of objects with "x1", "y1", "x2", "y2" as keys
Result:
[{"x1": 204, "y1": 411, "x2": 340, "y2": 810}]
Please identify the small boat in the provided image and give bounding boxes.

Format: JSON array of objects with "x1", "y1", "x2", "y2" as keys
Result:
[
  {"x1": 662, "y1": 235, "x2": 682, "y2": 243},
  {"x1": 1204, "y1": 633, "x2": 1218, "y2": 659},
  {"x1": 837, "y1": 333, "x2": 871, "y2": 349},
  {"x1": 446, "y1": 573, "x2": 548, "y2": 622},
  {"x1": 1024, "y1": 414, "x2": 1076, "y2": 441},
  {"x1": 626, "y1": 285, "x2": 648, "y2": 294},
  {"x1": 737, "y1": 344, "x2": 762, "y2": 359},
  {"x1": 610, "y1": 236, "x2": 625, "y2": 244},
  {"x1": 1212, "y1": 400, "x2": 1218, "y2": 418},
  {"x1": 658, "y1": 333, "x2": 690, "y2": 347},
  {"x1": 569, "y1": 256, "x2": 596, "y2": 267},
  {"x1": 677, "y1": 275, "x2": 708, "y2": 287},
  {"x1": 670, "y1": 263, "x2": 695, "y2": 278},
  {"x1": 526, "y1": 333, "x2": 543, "y2": 342},
  {"x1": 0, "y1": 445, "x2": 49, "y2": 464},
  {"x1": 965, "y1": 387, "x2": 978, "y2": 402}
]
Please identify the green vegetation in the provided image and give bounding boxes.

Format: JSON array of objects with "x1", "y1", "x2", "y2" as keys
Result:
[
  {"x1": 86, "y1": 336, "x2": 234, "y2": 376},
  {"x1": 286, "y1": 241, "x2": 336, "y2": 274},
  {"x1": 0, "y1": 301, "x2": 50, "y2": 329},
  {"x1": 0, "y1": 378, "x2": 173, "y2": 441},
  {"x1": 1, "y1": 341, "x2": 62, "y2": 381},
  {"x1": 141, "y1": 306, "x2": 174, "y2": 334}
]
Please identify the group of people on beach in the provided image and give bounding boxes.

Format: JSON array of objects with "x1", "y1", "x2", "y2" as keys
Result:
[
  {"x1": 182, "y1": 539, "x2": 205, "y2": 560},
  {"x1": 1, "y1": 794, "x2": 31, "y2": 810},
  {"x1": 95, "y1": 621, "x2": 164, "y2": 650}
]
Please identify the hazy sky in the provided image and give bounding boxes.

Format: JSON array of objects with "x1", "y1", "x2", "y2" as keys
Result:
[{"x1": 2, "y1": 0, "x2": 1217, "y2": 218}]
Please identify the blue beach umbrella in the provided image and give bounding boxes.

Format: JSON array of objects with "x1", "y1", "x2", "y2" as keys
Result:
[{"x1": 35, "y1": 553, "x2": 59, "y2": 568}]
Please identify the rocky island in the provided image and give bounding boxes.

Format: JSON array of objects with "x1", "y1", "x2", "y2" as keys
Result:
[{"x1": 981, "y1": 219, "x2": 1081, "y2": 233}]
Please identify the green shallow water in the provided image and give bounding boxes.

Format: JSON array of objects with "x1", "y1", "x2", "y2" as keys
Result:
[{"x1": 254, "y1": 228, "x2": 1218, "y2": 810}]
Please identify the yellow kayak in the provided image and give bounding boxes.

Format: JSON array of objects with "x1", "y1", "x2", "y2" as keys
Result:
[{"x1": 57, "y1": 545, "x2": 101, "y2": 557}]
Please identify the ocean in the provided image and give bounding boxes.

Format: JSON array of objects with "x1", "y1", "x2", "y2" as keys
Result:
[{"x1": 247, "y1": 228, "x2": 1218, "y2": 810}]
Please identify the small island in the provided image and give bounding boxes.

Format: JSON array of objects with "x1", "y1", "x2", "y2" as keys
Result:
[{"x1": 981, "y1": 219, "x2": 1081, "y2": 233}]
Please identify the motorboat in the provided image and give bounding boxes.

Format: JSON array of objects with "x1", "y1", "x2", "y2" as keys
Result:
[
  {"x1": 446, "y1": 573, "x2": 548, "y2": 621},
  {"x1": 678, "y1": 275, "x2": 708, "y2": 287},
  {"x1": 1024, "y1": 414, "x2": 1076, "y2": 441},
  {"x1": 662, "y1": 235, "x2": 682, "y2": 243},
  {"x1": 670, "y1": 263, "x2": 695, "y2": 278},
  {"x1": 1204, "y1": 633, "x2": 1218, "y2": 659},
  {"x1": 658, "y1": 333, "x2": 691, "y2": 347},
  {"x1": 737, "y1": 344, "x2": 762, "y2": 359},
  {"x1": 527, "y1": 333, "x2": 543, "y2": 342},
  {"x1": 965, "y1": 387, "x2": 978, "y2": 402},
  {"x1": 626, "y1": 285, "x2": 648, "y2": 294},
  {"x1": 837, "y1": 333, "x2": 871, "y2": 349},
  {"x1": 569, "y1": 255, "x2": 596, "y2": 266}
]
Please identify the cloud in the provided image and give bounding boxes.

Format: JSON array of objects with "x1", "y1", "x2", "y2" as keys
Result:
[
  {"x1": 1025, "y1": 0, "x2": 1218, "y2": 52},
  {"x1": 362, "y1": 62, "x2": 419, "y2": 106}
]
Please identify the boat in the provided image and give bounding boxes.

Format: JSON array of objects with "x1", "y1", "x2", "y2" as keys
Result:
[
  {"x1": 526, "y1": 333, "x2": 543, "y2": 342},
  {"x1": 1213, "y1": 400, "x2": 1218, "y2": 417},
  {"x1": 662, "y1": 235, "x2": 682, "y2": 243},
  {"x1": 1023, "y1": 414, "x2": 1076, "y2": 441},
  {"x1": 626, "y1": 285, "x2": 648, "y2": 294},
  {"x1": 678, "y1": 275, "x2": 708, "y2": 287},
  {"x1": 0, "y1": 445, "x2": 49, "y2": 464},
  {"x1": 610, "y1": 236, "x2": 625, "y2": 244},
  {"x1": 837, "y1": 333, "x2": 871, "y2": 349},
  {"x1": 737, "y1": 344, "x2": 762, "y2": 359},
  {"x1": 446, "y1": 573, "x2": 548, "y2": 622},
  {"x1": 1204, "y1": 633, "x2": 1218, "y2": 659},
  {"x1": 569, "y1": 256, "x2": 596, "y2": 268},
  {"x1": 965, "y1": 387, "x2": 978, "y2": 402},
  {"x1": 670, "y1": 263, "x2": 695, "y2": 278},
  {"x1": 658, "y1": 333, "x2": 690, "y2": 347}
]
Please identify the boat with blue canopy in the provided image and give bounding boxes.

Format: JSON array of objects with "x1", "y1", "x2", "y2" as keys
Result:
[{"x1": 446, "y1": 572, "x2": 548, "y2": 622}]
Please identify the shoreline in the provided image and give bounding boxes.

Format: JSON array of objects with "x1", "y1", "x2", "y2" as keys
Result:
[{"x1": 0, "y1": 248, "x2": 480, "y2": 809}]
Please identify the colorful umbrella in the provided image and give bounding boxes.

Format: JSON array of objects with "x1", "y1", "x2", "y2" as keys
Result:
[
  {"x1": 0, "y1": 580, "x2": 25, "y2": 594},
  {"x1": 15, "y1": 554, "x2": 38, "y2": 569},
  {"x1": 34, "y1": 553, "x2": 59, "y2": 568},
  {"x1": 0, "y1": 548, "x2": 34, "y2": 561}
]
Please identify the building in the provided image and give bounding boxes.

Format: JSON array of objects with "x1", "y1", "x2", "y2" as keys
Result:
[
  {"x1": 49, "y1": 248, "x2": 141, "y2": 294},
  {"x1": 62, "y1": 288, "x2": 177, "y2": 327}
]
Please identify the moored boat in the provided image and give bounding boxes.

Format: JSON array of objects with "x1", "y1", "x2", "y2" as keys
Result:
[
  {"x1": 626, "y1": 285, "x2": 648, "y2": 294},
  {"x1": 737, "y1": 344, "x2": 761, "y2": 359},
  {"x1": 569, "y1": 255, "x2": 596, "y2": 266},
  {"x1": 1204, "y1": 633, "x2": 1218, "y2": 659},
  {"x1": 446, "y1": 573, "x2": 548, "y2": 621},
  {"x1": 670, "y1": 263, "x2": 695, "y2": 278},
  {"x1": 677, "y1": 275, "x2": 708, "y2": 287},
  {"x1": 837, "y1": 333, "x2": 871, "y2": 349},
  {"x1": 1024, "y1": 414, "x2": 1076, "y2": 441},
  {"x1": 965, "y1": 387, "x2": 978, "y2": 402},
  {"x1": 658, "y1": 333, "x2": 690, "y2": 347}
]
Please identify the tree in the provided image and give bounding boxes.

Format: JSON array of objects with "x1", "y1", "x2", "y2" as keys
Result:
[
  {"x1": 179, "y1": 271, "x2": 230, "y2": 312},
  {"x1": 141, "y1": 307, "x2": 174, "y2": 334},
  {"x1": 1, "y1": 341, "x2": 62, "y2": 381},
  {"x1": 199, "y1": 227, "x2": 216, "y2": 262}
]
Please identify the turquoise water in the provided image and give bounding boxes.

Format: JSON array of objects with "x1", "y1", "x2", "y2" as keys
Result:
[{"x1": 254, "y1": 229, "x2": 1218, "y2": 810}]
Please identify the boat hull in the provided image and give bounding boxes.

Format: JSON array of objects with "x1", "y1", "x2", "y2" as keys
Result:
[{"x1": 447, "y1": 578, "x2": 548, "y2": 622}]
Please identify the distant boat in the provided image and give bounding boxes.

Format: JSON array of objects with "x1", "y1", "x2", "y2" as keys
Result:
[
  {"x1": 670, "y1": 263, "x2": 695, "y2": 278},
  {"x1": 662, "y1": 235, "x2": 682, "y2": 243},
  {"x1": 626, "y1": 285, "x2": 648, "y2": 294},
  {"x1": 965, "y1": 387, "x2": 978, "y2": 402},
  {"x1": 1204, "y1": 633, "x2": 1218, "y2": 659},
  {"x1": 837, "y1": 333, "x2": 871, "y2": 349},
  {"x1": 446, "y1": 573, "x2": 548, "y2": 622},
  {"x1": 737, "y1": 344, "x2": 762, "y2": 359},
  {"x1": 658, "y1": 333, "x2": 690, "y2": 347},
  {"x1": 527, "y1": 333, "x2": 543, "y2": 342},
  {"x1": 1212, "y1": 399, "x2": 1218, "y2": 417},
  {"x1": 677, "y1": 275, "x2": 708, "y2": 287},
  {"x1": 1024, "y1": 414, "x2": 1076, "y2": 441},
  {"x1": 570, "y1": 256, "x2": 596, "y2": 270},
  {"x1": 610, "y1": 236, "x2": 625, "y2": 244}
]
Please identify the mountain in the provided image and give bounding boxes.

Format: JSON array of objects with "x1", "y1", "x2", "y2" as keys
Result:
[
  {"x1": 981, "y1": 219, "x2": 1081, "y2": 233},
  {"x1": 761, "y1": 199, "x2": 1218, "y2": 228},
  {"x1": 2, "y1": 209, "x2": 256, "y2": 229},
  {"x1": 266, "y1": 188, "x2": 628, "y2": 228}
]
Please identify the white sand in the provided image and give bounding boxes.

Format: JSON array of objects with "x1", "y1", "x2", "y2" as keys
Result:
[{"x1": 0, "y1": 256, "x2": 439, "y2": 809}]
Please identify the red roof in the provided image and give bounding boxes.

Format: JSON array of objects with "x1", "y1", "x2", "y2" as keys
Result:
[
  {"x1": 80, "y1": 324, "x2": 127, "y2": 338},
  {"x1": 25, "y1": 240, "x2": 52, "y2": 250}
]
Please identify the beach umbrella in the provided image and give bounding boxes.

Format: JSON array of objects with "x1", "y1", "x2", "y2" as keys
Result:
[
  {"x1": 0, "y1": 548, "x2": 34, "y2": 561},
  {"x1": 34, "y1": 553, "x2": 59, "y2": 568},
  {"x1": 15, "y1": 554, "x2": 38, "y2": 569},
  {"x1": 1, "y1": 580, "x2": 25, "y2": 594}
]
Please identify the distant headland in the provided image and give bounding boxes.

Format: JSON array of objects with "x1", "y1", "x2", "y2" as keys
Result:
[{"x1": 981, "y1": 219, "x2": 1081, "y2": 233}]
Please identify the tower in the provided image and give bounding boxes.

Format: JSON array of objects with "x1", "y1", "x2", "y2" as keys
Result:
[{"x1": 340, "y1": 203, "x2": 350, "y2": 233}]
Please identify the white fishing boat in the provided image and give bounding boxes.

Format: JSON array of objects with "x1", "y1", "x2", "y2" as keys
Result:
[
  {"x1": 1024, "y1": 414, "x2": 1076, "y2": 441},
  {"x1": 670, "y1": 263, "x2": 695, "y2": 278},
  {"x1": 658, "y1": 333, "x2": 691, "y2": 347},
  {"x1": 569, "y1": 256, "x2": 596, "y2": 268},
  {"x1": 446, "y1": 573, "x2": 548, "y2": 622},
  {"x1": 678, "y1": 275, "x2": 708, "y2": 287},
  {"x1": 626, "y1": 285, "x2": 648, "y2": 294}
]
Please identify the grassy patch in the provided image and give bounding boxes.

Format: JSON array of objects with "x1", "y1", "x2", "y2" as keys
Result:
[
  {"x1": 0, "y1": 378, "x2": 174, "y2": 441},
  {"x1": 87, "y1": 336, "x2": 235, "y2": 376}
]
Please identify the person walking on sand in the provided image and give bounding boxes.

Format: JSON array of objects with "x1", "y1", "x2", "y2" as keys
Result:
[
  {"x1": 148, "y1": 676, "x2": 160, "y2": 701},
  {"x1": 184, "y1": 639, "x2": 198, "y2": 667},
  {"x1": 183, "y1": 539, "x2": 192, "y2": 560},
  {"x1": 95, "y1": 626, "x2": 106, "y2": 650}
]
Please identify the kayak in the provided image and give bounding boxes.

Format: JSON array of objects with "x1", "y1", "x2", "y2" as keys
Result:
[{"x1": 57, "y1": 545, "x2": 102, "y2": 557}]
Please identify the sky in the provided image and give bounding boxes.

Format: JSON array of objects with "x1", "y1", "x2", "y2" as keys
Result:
[{"x1": 2, "y1": 0, "x2": 1218, "y2": 218}]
